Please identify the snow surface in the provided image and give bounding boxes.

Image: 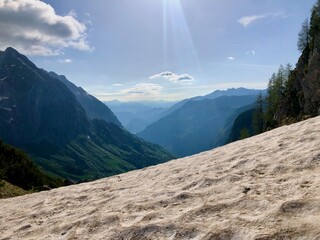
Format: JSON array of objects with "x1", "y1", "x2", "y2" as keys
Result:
[{"x1": 1, "y1": 117, "x2": 320, "y2": 239}]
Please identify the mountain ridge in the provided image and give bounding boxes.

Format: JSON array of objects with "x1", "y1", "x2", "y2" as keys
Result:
[
  {"x1": 48, "y1": 72, "x2": 122, "y2": 127},
  {"x1": 0, "y1": 47, "x2": 174, "y2": 181},
  {"x1": 138, "y1": 95, "x2": 258, "y2": 157}
]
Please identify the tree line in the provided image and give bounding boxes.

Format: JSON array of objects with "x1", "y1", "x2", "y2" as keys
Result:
[{"x1": 241, "y1": 0, "x2": 320, "y2": 138}]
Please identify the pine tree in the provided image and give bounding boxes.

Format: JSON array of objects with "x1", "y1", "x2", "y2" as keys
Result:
[
  {"x1": 310, "y1": 2, "x2": 320, "y2": 50},
  {"x1": 264, "y1": 65, "x2": 292, "y2": 128},
  {"x1": 297, "y1": 18, "x2": 310, "y2": 52},
  {"x1": 253, "y1": 93, "x2": 264, "y2": 134},
  {"x1": 265, "y1": 73, "x2": 277, "y2": 127}
]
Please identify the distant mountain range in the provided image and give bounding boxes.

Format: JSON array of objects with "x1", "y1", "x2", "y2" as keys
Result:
[
  {"x1": 156, "y1": 88, "x2": 264, "y2": 120},
  {"x1": 105, "y1": 88, "x2": 264, "y2": 134},
  {"x1": 138, "y1": 95, "x2": 258, "y2": 157},
  {"x1": 0, "y1": 47, "x2": 173, "y2": 181},
  {"x1": 105, "y1": 101, "x2": 176, "y2": 133},
  {"x1": 191, "y1": 88, "x2": 266, "y2": 101}
]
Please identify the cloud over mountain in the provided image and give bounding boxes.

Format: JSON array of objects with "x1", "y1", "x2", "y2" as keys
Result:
[{"x1": 0, "y1": 0, "x2": 92, "y2": 56}]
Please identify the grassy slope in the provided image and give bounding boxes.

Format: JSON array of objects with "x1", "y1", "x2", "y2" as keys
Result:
[
  {"x1": 34, "y1": 120, "x2": 174, "y2": 181},
  {"x1": 35, "y1": 136, "x2": 136, "y2": 180},
  {"x1": 0, "y1": 180, "x2": 29, "y2": 199},
  {"x1": 0, "y1": 141, "x2": 63, "y2": 190}
]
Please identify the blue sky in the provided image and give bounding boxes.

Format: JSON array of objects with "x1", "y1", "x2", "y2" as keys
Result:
[{"x1": 0, "y1": 0, "x2": 315, "y2": 101}]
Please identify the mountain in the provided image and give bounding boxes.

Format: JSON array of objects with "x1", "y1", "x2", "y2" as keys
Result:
[
  {"x1": 138, "y1": 95, "x2": 257, "y2": 157},
  {"x1": 105, "y1": 100, "x2": 176, "y2": 109},
  {"x1": 192, "y1": 87, "x2": 266, "y2": 101},
  {"x1": 211, "y1": 103, "x2": 255, "y2": 148},
  {"x1": 156, "y1": 88, "x2": 265, "y2": 121},
  {"x1": 105, "y1": 101, "x2": 174, "y2": 133},
  {"x1": 2, "y1": 116, "x2": 320, "y2": 239},
  {"x1": 35, "y1": 119, "x2": 174, "y2": 180},
  {"x1": 123, "y1": 107, "x2": 168, "y2": 133},
  {"x1": 0, "y1": 47, "x2": 174, "y2": 181},
  {"x1": 155, "y1": 99, "x2": 190, "y2": 120},
  {"x1": 0, "y1": 47, "x2": 89, "y2": 152},
  {"x1": 105, "y1": 89, "x2": 263, "y2": 134},
  {"x1": 48, "y1": 72, "x2": 122, "y2": 127}
]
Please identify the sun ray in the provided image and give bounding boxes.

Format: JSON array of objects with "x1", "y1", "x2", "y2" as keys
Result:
[
  {"x1": 162, "y1": 0, "x2": 168, "y2": 70},
  {"x1": 162, "y1": 0, "x2": 201, "y2": 73}
]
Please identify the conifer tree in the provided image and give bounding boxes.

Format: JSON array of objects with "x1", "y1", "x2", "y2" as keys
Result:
[
  {"x1": 264, "y1": 65, "x2": 292, "y2": 128},
  {"x1": 310, "y1": 2, "x2": 320, "y2": 49},
  {"x1": 298, "y1": 18, "x2": 310, "y2": 52},
  {"x1": 253, "y1": 93, "x2": 264, "y2": 134},
  {"x1": 239, "y1": 128, "x2": 250, "y2": 140}
]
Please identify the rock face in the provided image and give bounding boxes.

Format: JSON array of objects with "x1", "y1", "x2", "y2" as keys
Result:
[
  {"x1": 1, "y1": 116, "x2": 320, "y2": 239},
  {"x1": 289, "y1": 43, "x2": 320, "y2": 117},
  {"x1": 301, "y1": 38, "x2": 320, "y2": 115}
]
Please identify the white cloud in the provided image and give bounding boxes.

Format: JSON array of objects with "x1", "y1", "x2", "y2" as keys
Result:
[
  {"x1": 238, "y1": 12, "x2": 286, "y2": 28},
  {"x1": 121, "y1": 83, "x2": 163, "y2": 96},
  {"x1": 227, "y1": 57, "x2": 235, "y2": 61},
  {"x1": 149, "y1": 71, "x2": 194, "y2": 85},
  {"x1": 0, "y1": 0, "x2": 93, "y2": 56},
  {"x1": 238, "y1": 14, "x2": 267, "y2": 27}
]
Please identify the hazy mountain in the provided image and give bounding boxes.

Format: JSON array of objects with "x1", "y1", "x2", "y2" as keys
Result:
[
  {"x1": 156, "y1": 88, "x2": 265, "y2": 121},
  {"x1": 105, "y1": 101, "x2": 151, "y2": 115},
  {"x1": 48, "y1": 72, "x2": 122, "y2": 127},
  {"x1": 106, "y1": 100, "x2": 176, "y2": 109},
  {"x1": 105, "y1": 101, "x2": 175, "y2": 133},
  {"x1": 155, "y1": 99, "x2": 190, "y2": 120},
  {"x1": 138, "y1": 95, "x2": 257, "y2": 157},
  {"x1": 0, "y1": 47, "x2": 174, "y2": 181},
  {"x1": 106, "y1": 89, "x2": 263, "y2": 134},
  {"x1": 192, "y1": 87, "x2": 266, "y2": 101},
  {"x1": 123, "y1": 107, "x2": 168, "y2": 133}
]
